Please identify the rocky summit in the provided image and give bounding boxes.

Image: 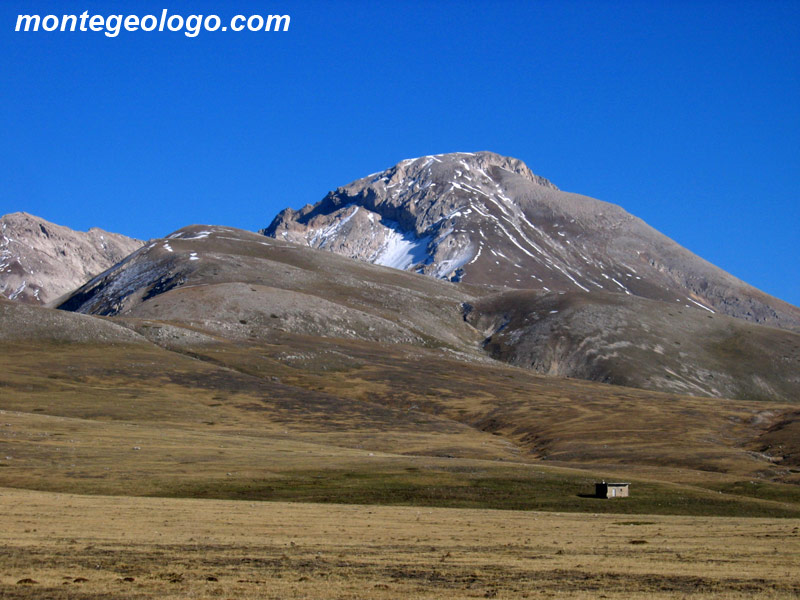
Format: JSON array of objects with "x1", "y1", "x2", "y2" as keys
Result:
[
  {"x1": 264, "y1": 151, "x2": 800, "y2": 332},
  {"x1": 0, "y1": 212, "x2": 143, "y2": 306}
]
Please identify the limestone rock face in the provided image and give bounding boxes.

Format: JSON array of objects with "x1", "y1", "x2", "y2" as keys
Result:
[
  {"x1": 0, "y1": 212, "x2": 143, "y2": 305},
  {"x1": 265, "y1": 152, "x2": 560, "y2": 282},
  {"x1": 263, "y1": 151, "x2": 800, "y2": 332}
]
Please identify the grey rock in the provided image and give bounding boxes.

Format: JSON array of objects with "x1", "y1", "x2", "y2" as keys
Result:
[{"x1": 0, "y1": 212, "x2": 143, "y2": 306}]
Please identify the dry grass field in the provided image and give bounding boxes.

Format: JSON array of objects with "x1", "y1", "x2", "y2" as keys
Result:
[
  {"x1": 2, "y1": 487, "x2": 799, "y2": 600},
  {"x1": 2, "y1": 337, "x2": 800, "y2": 515},
  {"x1": 3, "y1": 309, "x2": 800, "y2": 598}
]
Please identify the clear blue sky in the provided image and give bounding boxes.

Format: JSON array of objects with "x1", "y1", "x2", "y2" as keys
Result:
[{"x1": 1, "y1": 0, "x2": 798, "y2": 306}]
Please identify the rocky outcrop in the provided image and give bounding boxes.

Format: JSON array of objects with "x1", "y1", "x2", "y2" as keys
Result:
[
  {"x1": 0, "y1": 212, "x2": 143, "y2": 305},
  {"x1": 264, "y1": 152, "x2": 560, "y2": 282}
]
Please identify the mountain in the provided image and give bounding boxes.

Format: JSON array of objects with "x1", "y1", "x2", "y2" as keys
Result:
[
  {"x1": 263, "y1": 151, "x2": 800, "y2": 332},
  {"x1": 54, "y1": 223, "x2": 800, "y2": 404},
  {"x1": 0, "y1": 212, "x2": 143, "y2": 305},
  {"x1": 56, "y1": 224, "x2": 481, "y2": 350},
  {"x1": 39, "y1": 152, "x2": 799, "y2": 402},
  {"x1": 6, "y1": 165, "x2": 800, "y2": 524}
]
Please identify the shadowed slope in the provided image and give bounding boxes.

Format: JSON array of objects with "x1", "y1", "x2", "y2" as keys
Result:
[{"x1": 464, "y1": 290, "x2": 800, "y2": 403}]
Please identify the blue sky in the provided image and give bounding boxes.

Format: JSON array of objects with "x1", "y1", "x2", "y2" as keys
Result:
[{"x1": 1, "y1": 0, "x2": 798, "y2": 305}]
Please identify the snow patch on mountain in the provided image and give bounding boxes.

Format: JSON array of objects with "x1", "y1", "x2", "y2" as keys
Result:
[{"x1": 373, "y1": 225, "x2": 432, "y2": 270}]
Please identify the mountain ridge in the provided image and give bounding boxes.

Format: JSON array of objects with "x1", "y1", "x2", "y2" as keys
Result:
[
  {"x1": 3, "y1": 152, "x2": 799, "y2": 402},
  {"x1": 51, "y1": 223, "x2": 800, "y2": 404},
  {"x1": 0, "y1": 211, "x2": 143, "y2": 306}
]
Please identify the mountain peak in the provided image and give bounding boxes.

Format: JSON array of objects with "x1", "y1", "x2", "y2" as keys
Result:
[
  {"x1": 383, "y1": 151, "x2": 559, "y2": 191},
  {"x1": 263, "y1": 151, "x2": 562, "y2": 277},
  {"x1": 263, "y1": 152, "x2": 800, "y2": 332}
]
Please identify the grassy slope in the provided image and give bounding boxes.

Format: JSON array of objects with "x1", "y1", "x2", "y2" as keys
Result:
[{"x1": 2, "y1": 328, "x2": 800, "y2": 517}]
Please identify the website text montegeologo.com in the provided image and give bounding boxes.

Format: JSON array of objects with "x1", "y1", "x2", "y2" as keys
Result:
[{"x1": 15, "y1": 10, "x2": 290, "y2": 37}]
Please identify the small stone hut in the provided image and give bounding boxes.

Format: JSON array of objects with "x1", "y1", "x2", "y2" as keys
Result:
[{"x1": 595, "y1": 481, "x2": 630, "y2": 498}]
